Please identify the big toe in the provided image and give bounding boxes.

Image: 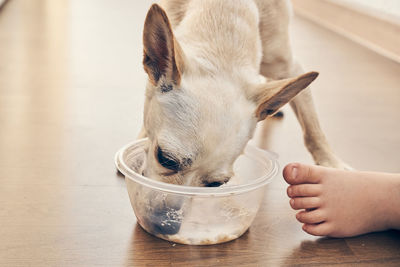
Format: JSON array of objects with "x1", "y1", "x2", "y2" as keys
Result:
[{"x1": 283, "y1": 163, "x2": 322, "y2": 185}]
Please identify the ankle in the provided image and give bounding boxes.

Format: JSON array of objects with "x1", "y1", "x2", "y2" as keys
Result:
[
  {"x1": 377, "y1": 173, "x2": 400, "y2": 229},
  {"x1": 383, "y1": 173, "x2": 400, "y2": 230}
]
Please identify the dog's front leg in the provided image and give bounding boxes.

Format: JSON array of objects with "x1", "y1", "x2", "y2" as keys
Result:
[
  {"x1": 137, "y1": 93, "x2": 150, "y2": 140},
  {"x1": 287, "y1": 62, "x2": 351, "y2": 169},
  {"x1": 137, "y1": 125, "x2": 147, "y2": 139},
  {"x1": 260, "y1": 59, "x2": 350, "y2": 169}
]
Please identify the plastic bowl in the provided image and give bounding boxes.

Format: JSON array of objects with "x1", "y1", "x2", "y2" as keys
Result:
[{"x1": 115, "y1": 138, "x2": 278, "y2": 245}]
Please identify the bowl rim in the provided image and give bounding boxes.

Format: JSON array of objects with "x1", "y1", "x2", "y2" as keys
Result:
[{"x1": 115, "y1": 138, "x2": 279, "y2": 196}]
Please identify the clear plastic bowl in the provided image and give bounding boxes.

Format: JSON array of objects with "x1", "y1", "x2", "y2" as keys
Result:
[{"x1": 115, "y1": 138, "x2": 278, "y2": 245}]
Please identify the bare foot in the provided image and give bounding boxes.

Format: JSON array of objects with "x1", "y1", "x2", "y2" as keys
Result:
[{"x1": 283, "y1": 163, "x2": 400, "y2": 237}]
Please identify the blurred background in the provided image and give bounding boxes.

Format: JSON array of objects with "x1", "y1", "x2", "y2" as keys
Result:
[{"x1": 0, "y1": 0, "x2": 398, "y2": 172}]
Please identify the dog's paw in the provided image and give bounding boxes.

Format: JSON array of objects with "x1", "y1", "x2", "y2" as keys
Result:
[
  {"x1": 320, "y1": 161, "x2": 354, "y2": 171},
  {"x1": 316, "y1": 155, "x2": 353, "y2": 171}
]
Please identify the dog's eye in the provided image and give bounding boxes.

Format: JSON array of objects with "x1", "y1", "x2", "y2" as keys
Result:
[{"x1": 156, "y1": 147, "x2": 181, "y2": 172}]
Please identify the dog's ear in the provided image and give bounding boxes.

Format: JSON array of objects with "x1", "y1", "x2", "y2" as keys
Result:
[
  {"x1": 143, "y1": 4, "x2": 183, "y2": 86},
  {"x1": 250, "y1": 72, "x2": 319, "y2": 121}
]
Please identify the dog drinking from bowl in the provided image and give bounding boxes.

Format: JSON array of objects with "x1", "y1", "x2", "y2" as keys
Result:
[{"x1": 133, "y1": 0, "x2": 349, "y2": 238}]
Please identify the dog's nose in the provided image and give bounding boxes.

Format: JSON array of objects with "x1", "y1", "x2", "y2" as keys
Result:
[
  {"x1": 147, "y1": 206, "x2": 182, "y2": 235},
  {"x1": 204, "y1": 181, "x2": 224, "y2": 187},
  {"x1": 203, "y1": 174, "x2": 232, "y2": 187},
  {"x1": 142, "y1": 194, "x2": 184, "y2": 235}
]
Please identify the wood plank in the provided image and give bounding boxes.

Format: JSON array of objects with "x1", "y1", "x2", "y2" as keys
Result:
[{"x1": 292, "y1": 0, "x2": 400, "y2": 63}]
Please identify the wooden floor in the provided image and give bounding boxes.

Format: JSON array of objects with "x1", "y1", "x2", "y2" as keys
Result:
[{"x1": 0, "y1": 0, "x2": 399, "y2": 266}]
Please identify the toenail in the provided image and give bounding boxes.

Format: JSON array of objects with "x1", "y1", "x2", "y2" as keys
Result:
[
  {"x1": 288, "y1": 187, "x2": 292, "y2": 195},
  {"x1": 292, "y1": 167, "x2": 298, "y2": 180},
  {"x1": 290, "y1": 199, "x2": 294, "y2": 206}
]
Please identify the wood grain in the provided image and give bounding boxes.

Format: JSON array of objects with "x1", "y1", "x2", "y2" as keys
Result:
[
  {"x1": 0, "y1": 0, "x2": 399, "y2": 266},
  {"x1": 292, "y1": 0, "x2": 400, "y2": 63}
]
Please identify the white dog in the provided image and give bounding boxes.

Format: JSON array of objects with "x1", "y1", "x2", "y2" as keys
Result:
[{"x1": 138, "y1": 0, "x2": 348, "y2": 188}]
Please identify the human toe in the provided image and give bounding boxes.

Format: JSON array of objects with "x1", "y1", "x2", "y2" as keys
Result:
[
  {"x1": 290, "y1": 197, "x2": 322, "y2": 210},
  {"x1": 296, "y1": 209, "x2": 326, "y2": 224},
  {"x1": 302, "y1": 222, "x2": 333, "y2": 236},
  {"x1": 283, "y1": 163, "x2": 322, "y2": 185},
  {"x1": 287, "y1": 184, "x2": 322, "y2": 197}
]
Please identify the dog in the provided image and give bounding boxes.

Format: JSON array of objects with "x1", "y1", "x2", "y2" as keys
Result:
[
  {"x1": 139, "y1": 0, "x2": 348, "y2": 185},
  {"x1": 135, "y1": 0, "x2": 349, "y2": 235}
]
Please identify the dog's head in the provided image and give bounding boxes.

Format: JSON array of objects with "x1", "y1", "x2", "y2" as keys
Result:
[{"x1": 141, "y1": 4, "x2": 318, "y2": 187}]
